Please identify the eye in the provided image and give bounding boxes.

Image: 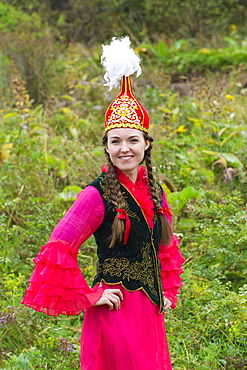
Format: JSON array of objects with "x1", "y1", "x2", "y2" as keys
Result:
[
  {"x1": 110, "y1": 139, "x2": 120, "y2": 144},
  {"x1": 130, "y1": 138, "x2": 139, "y2": 143}
]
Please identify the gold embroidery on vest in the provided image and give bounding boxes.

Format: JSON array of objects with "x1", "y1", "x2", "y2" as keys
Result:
[
  {"x1": 99, "y1": 176, "x2": 140, "y2": 221},
  {"x1": 97, "y1": 242, "x2": 157, "y2": 297},
  {"x1": 154, "y1": 183, "x2": 163, "y2": 223}
]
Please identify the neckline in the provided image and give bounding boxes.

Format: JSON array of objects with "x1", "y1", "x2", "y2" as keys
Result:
[
  {"x1": 115, "y1": 166, "x2": 147, "y2": 186},
  {"x1": 101, "y1": 165, "x2": 155, "y2": 228}
]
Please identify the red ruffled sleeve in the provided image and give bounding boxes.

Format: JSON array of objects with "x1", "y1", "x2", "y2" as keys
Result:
[
  {"x1": 159, "y1": 235, "x2": 185, "y2": 309},
  {"x1": 21, "y1": 186, "x2": 105, "y2": 316},
  {"x1": 158, "y1": 190, "x2": 185, "y2": 309},
  {"x1": 21, "y1": 240, "x2": 103, "y2": 316}
]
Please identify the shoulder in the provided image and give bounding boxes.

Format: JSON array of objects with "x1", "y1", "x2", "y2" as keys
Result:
[
  {"x1": 76, "y1": 185, "x2": 103, "y2": 204},
  {"x1": 87, "y1": 173, "x2": 113, "y2": 204},
  {"x1": 87, "y1": 172, "x2": 107, "y2": 189}
]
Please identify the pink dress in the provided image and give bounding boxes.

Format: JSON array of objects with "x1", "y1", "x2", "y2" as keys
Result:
[{"x1": 22, "y1": 166, "x2": 184, "y2": 370}]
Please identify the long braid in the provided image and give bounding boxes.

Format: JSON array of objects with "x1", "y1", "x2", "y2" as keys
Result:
[
  {"x1": 102, "y1": 134, "x2": 125, "y2": 248},
  {"x1": 144, "y1": 134, "x2": 173, "y2": 246},
  {"x1": 144, "y1": 144, "x2": 160, "y2": 210}
]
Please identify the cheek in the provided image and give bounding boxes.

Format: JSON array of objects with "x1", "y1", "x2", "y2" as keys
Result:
[
  {"x1": 141, "y1": 144, "x2": 147, "y2": 156},
  {"x1": 106, "y1": 145, "x2": 115, "y2": 157},
  {"x1": 106, "y1": 147, "x2": 116, "y2": 161}
]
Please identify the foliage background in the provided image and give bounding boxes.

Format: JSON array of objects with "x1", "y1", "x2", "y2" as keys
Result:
[{"x1": 0, "y1": 1, "x2": 247, "y2": 369}]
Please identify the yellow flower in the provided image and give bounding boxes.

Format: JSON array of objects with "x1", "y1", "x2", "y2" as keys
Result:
[
  {"x1": 225, "y1": 94, "x2": 235, "y2": 100},
  {"x1": 60, "y1": 107, "x2": 71, "y2": 113},
  {"x1": 135, "y1": 47, "x2": 147, "y2": 54},
  {"x1": 174, "y1": 125, "x2": 186, "y2": 133},
  {"x1": 231, "y1": 24, "x2": 237, "y2": 34},
  {"x1": 198, "y1": 48, "x2": 211, "y2": 55}
]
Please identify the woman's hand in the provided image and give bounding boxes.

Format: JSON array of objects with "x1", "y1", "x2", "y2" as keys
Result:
[
  {"x1": 93, "y1": 288, "x2": 123, "y2": 311},
  {"x1": 164, "y1": 296, "x2": 172, "y2": 311}
]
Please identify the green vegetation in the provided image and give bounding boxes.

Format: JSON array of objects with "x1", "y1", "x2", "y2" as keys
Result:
[{"x1": 0, "y1": 1, "x2": 247, "y2": 369}]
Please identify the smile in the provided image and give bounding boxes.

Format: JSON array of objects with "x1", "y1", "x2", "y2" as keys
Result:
[{"x1": 118, "y1": 155, "x2": 134, "y2": 160}]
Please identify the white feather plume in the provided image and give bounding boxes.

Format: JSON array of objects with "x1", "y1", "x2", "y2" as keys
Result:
[{"x1": 101, "y1": 36, "x2": 141, "y2": 91}]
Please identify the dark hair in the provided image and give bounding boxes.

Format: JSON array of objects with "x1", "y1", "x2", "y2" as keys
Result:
[{"x1": 102, "y1": 132, "x2": 172, "y2": 248}]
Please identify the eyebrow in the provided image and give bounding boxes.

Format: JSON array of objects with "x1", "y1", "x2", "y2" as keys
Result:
[{"x1": 109, "y1": 135, "x2": 140, "y2": 139}]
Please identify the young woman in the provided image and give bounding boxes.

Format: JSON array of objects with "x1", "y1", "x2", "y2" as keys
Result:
[{"x1": 22, "y1": 37, "x2": 184, "y2": 370}]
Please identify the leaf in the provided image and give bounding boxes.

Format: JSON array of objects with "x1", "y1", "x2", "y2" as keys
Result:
[
  {"x1": 69, "y1": 127, "x2": 78, "y2": 139},
  {"x1": 220, "y1": 131, "x2": 238, "y2": 147},
  {"x1": 156, "y1": 41, "x2": 168, "y2": 59},
  {"x1": 76, "y1": 118, "x2": 90, "y2": 127},
  {"x1": 3, "y1": 112, "x2": 19, "y2": 119},
  {"x1": 60, "y1": 95, "x2": 74, "y2": 101},
  {"x1": 218, "y1": 127, "x2": 228, "y2": 136},
  {"x1": 220, "y1": 153, "x2": 244, "y2": 170},
  {"x1": 158, "y1": 107, "x2": 172, "y2": 114},
  {"x1": 168, "y1": 93, "x2": 178, "y2": 108},
  {"x1": 172, "y1": 39, "x2": 187, "y2": 50},
  {"x1": 92, "y1": 146, "x2": 104, "y2": 156},
  {"x1": 58, "y1": 186, "x2": 82, "y2": 201},
  {"x1": 202, "y1": 150, "x2": 244, "y2": 169},
  {"x1": 0, "y1": 143, "x2": 13, "y2": 162},
  {"x1": 46, "y1": 155, "x2": 68, "y2": 178},
  {"x1": 173, "y1": 107, "x2": 180, "y2": 115},
  {"x1": 205, "y1": 138, "x2": 220, "y2": 146},
  {"x1": 209, "y1": 121, "x2": 219, "y2": 131},
  {"x1": 223, "y1": 36, "x2": 238, "y2": 47},
  {"x1": 161, "y1": 183, "x2": 171, "y2": 194},
  {"x1": 212, "y1": 157, "x2": 227, "y2": 168},
  {"x1": 167, "y1": 186, "x2": 202, "y2": 213},
  {"x1": 177, "y1": 218, "x2": 196, "y2": 230},
  {"x1": 187, "y1": 117, "x2": 203, "y2": 126}
]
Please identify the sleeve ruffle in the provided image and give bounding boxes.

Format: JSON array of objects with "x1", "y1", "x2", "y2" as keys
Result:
[
  {"x1": 21, "y1": 240, "x2": 103, "y2": 316},
  {"x1": 159, "y1": 234, "x2": 185, "y2": 309}
]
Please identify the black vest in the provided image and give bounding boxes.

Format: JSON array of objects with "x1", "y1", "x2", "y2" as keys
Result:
[{"x1": 89, "y1": 172, "x2": 164, "y2": 313}]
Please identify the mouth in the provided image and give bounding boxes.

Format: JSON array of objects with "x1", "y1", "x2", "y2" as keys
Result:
[{"x1": 118, "y1": 155, "x2": 134, "y2": 160}]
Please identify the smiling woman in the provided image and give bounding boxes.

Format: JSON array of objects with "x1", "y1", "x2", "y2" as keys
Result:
[
  {"x1": 22, "y1": 36, "x2": 184, "y2": 370},
  {"x1": 105, "y1": 128, "x2": 150, "y2": 183}
]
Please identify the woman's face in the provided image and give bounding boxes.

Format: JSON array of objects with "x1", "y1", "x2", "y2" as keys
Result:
[{"x1": 106, "y1": 128, "x2": 150, "y2": 183}]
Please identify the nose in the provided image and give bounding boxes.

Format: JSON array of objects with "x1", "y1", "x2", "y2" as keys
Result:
[{"x1": 120, "y1": 141, "x2": 130, "y2": 152}]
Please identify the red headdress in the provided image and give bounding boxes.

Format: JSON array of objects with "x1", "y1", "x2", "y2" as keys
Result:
[{"x1": 101, "y1": 36, "x2": 149, "y2": 133}]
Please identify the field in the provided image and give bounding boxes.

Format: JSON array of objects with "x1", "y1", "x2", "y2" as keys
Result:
[{"x1": 0, "y1": 3, "x2": 247, "y2": 369}]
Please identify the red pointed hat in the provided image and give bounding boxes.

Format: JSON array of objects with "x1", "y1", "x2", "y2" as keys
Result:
[
  {"x1": 104, "y1": 75, "x2": 149, "y2": 133},
  {"x1": 102, "y1": 36, "x2": 149, "y2": 133}
]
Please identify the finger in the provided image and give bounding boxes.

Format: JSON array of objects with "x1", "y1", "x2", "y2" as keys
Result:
[
  {"x1": 108, "y1": 294, "x2": 121, "y2": 310},
  {"x1": 109, "y1": 289, "x2": 124, "y2": 301},
  {"x1": 107, "y1": 301, "x2": 114, "y2": 310},
  {"x1": 164, "y1": 300, "x2": 172, "y2": 311},
  {"x1": 93, "y1": 289, "x2": 123, "y2": 309}
]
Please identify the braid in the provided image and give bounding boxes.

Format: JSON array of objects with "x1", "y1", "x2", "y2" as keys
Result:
[
  {"x1": 144, "y1": 134, "x2": 173, "y2": 246},
  {"x1": 102, "y1": 134, "x2": 125, "y2": 247},
  {"x1": 144, "y1": 144, "x2": 160, "y2": 210},
  {"x1": 106, "y1": 157, "x2": 125, "y2": 210}
]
